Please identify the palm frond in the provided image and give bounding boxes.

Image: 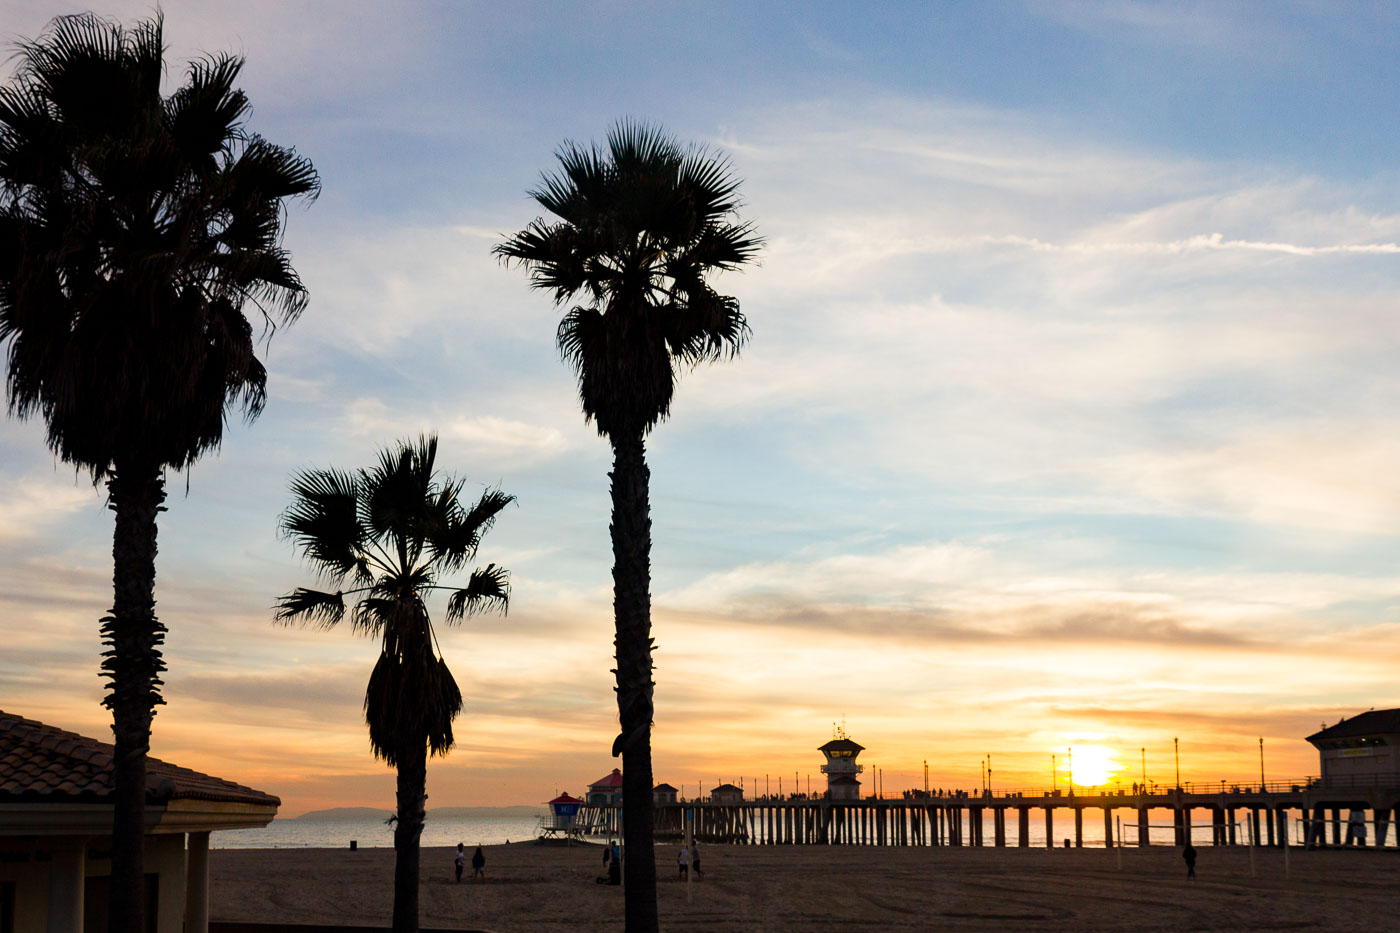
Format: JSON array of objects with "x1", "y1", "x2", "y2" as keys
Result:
[
  {"x1": 430, "y1": 487, "x2": 515, "y2": 571},
  {"x1": 274, "y1": 587, "x2": 346, "y2": 628},
  {"x1": 279, "y1": 467, "x2": 365, "y2": 583},
  {"x1": 444, "y1": 564, "x2": 511, "y2": 622}
]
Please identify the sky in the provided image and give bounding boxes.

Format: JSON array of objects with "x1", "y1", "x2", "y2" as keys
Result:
[{"x1": 2, "y1": 0, "x2": 1400, "y2": 815}]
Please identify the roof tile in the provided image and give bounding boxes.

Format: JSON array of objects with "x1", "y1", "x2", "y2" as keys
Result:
[{"x1": 0, "y1": 710, "x2": 278, "y2": 807}]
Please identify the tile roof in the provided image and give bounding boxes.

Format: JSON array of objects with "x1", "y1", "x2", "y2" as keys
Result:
[
  {"x1": 1306, "y1": 709, "x2": 1400, "y2": 743},
  {"x1": 0, "y1": 710, "x2": 279, "y2": 807},
  {"x1": 589, "y1": 768, "x2": 623, "y2": 789}
]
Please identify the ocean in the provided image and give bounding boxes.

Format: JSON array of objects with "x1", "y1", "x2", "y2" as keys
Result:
[{"x1": 213, "y1": 815, "x2": 547, "y2": 849}]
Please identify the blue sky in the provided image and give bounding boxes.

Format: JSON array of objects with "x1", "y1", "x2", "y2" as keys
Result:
[{"x1": 3, "y1": 0, "x2": 1400, "y2": 812}]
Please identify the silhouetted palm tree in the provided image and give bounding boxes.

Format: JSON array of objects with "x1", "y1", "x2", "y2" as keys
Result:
[
  {"x1": 496, "y1": 121, "x2": 759, "y2": 931},
  {"x1": 0, "y1": 13, "x2": 317, "y2": 930},
  {"x1": 277, "y1": 435, "x2": 511, "y2": 933}
]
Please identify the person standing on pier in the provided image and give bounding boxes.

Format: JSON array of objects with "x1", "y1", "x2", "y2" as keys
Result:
[{"x1": 1182, "y1": 843, "x2": 1197, "y2": 880}]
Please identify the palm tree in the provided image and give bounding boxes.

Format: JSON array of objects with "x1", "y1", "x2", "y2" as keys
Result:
[
  {"x1": 495, "y1": 121, "x2": 760, "y2": 931},
  {"x1": 0, "y1": 13, "x2": 317, "y2": 930},
  {"x1": 277, "y1": 434, "x2": 512, "y2": 933}
]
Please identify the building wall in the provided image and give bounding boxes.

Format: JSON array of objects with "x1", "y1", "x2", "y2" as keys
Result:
[
  {"x1": 0, "y1": 833, "x2": 186, "y2": 933},
  {"x1": 1316, "y1": 731, "x2": 1400, "y2": 783}
]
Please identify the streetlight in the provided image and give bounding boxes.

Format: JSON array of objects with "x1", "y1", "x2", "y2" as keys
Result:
[
  {"x1": 1140, "y1": 747, "x2": 1146, "y2": 790},
  {"x1": 1259, "y1": 737, "x2": 1266, "y2": 789},
  {"x1": 1174, "y1": 737, "x2": 1180, "y2": 789},
  {"x1": 1068, "y1": 746, "x2": 1074, "y2": 793}
]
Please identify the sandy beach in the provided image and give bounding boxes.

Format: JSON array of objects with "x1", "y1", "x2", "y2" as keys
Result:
[{"x1": 211, "y1": 842, "x2": 1395, "y2": 931}]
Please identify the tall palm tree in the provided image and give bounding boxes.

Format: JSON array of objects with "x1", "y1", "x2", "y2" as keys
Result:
[
  {"x1": 277, "y1": 434, "x2": 512, "y2": 933},
  {"x1": 496, "y1": 121, "x2": 759, "y2": 931},
  {"x1": 0, "y1": 13, "x2": 317, "y2": 930}
]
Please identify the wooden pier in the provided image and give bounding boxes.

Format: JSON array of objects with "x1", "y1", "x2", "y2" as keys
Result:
[{"x1": 576, "y1": 778, "x2": 1400, "y2": 848}]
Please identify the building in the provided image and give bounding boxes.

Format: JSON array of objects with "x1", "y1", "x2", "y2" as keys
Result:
[
  {"x1": 586, "y1": 768, "x2": 624, "y2": 806},
  {"x1": 1306, "y1": 709, "x2": 1400, "y2": 785},
  {"x1": 0, "y1": 709, "x2": 278, "y2": 933},
  {"x1": 541, "y1": 793, "x2": 584, "y2": 838},
  {"x1": 819, "y1": 727, "x2": 865, "y2": 801},
  {"x1": 652, "y1": 783, "x2": 678, "y2": 805},
  {"x1": 709, "y1": 783, "x2": 743, "y2": 804}
]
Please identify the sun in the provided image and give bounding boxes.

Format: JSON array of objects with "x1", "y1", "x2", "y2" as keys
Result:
[{"x1": 1065, "y1": 745, "x2": 1122, "y2": 788}]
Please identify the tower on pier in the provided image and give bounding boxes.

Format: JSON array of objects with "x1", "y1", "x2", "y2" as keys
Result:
[{"x1": 819, "y1": 724, "x2": 865, "y2": 801}]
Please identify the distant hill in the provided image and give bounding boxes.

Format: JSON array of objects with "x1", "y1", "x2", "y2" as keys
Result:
[{"x1": 292, "y1": 805, "x2": 539, "y2": 821}]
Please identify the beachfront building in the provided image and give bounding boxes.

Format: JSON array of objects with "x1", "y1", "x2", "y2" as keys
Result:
[
  {"x1": 710, "y1": 783, "x2": 744, "y2": 804},
  {"x1": 586, "y1": 768, "x2": 624, "y2": 806},
  {"x1": 0, "y1": 709, "x2": 278, "y2": 933},
  {"x1": 653, "y1": 783, "x2": 679, "y2": 805},
  {"x1": 1307, "y1": 709, "x2": 1400, "y2": 785},
  {"x1": 820, "y1": 727, "x2": 865, "y2": 801},
  {"x1": 541, "y1": 793, "x2": 584, "y2": 839}
]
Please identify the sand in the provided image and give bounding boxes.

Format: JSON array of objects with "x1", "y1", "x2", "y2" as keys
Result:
[{"x1": 211, "y1": 842, "x2": 1396, "y2": 931}]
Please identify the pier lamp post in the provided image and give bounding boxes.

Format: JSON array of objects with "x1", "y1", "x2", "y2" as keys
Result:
[
  {"x1": 1068, "y1": 747, "x2": 1074, "y2": 794},
  {"x1": 1052, "y1": 753, "x2": 1057, "y2": 792},
  {"x1": 988, "y1": 754, "x2": 993, "y2": 795},
  {"x1": 1141, "y1": 748, "x2": 1146, "y2": 790},
  {"x1": 1174, "y1": 737, "x2": 1180, "y2": 789},
  {"x1": 1259, "y1": 737, "x2": 1266, "y2": 788}
]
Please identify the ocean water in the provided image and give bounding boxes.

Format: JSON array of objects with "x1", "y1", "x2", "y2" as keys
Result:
[{"x1": 213, "y1": 816, "x2": 546, "y2": 849}]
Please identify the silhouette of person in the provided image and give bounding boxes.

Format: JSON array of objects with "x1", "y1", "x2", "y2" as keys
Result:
[
  {"x1": 1183, "y1": 843, "x2": 1197, "y2": 879},
  {"x1": 454, "y1": 842, "x2": 465, "y2": 883},
  {"x1": 471, "y1": 845, "x2": 485, "y2": 880}
]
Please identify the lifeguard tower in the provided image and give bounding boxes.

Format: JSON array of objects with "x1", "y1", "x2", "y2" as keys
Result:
[
  {"x1": 540, "y1": 793, "x2": 584, "y2": 840},
  {"x1": 820, "y1": 724, "x2": 865, "y2": 801}
]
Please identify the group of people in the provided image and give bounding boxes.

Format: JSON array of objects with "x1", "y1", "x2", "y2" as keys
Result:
[
  {"x1": 454, "y1": 843, "x2": 486, "y2": 882},
  {"x1": 677, "y1": 842, "x2": 703, "y2": 880}
]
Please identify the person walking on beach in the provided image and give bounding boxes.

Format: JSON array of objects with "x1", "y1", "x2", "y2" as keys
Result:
[
  {"x1": 471, "y1": 845, "x2": 486, "y2": 881},
  {"x1": 454, "y1": 843, "x2": 465, "y2": 883},
  {"x1": 678, "y1": 844, "x2": 689, "y2": 879},
  {"x1": 1182, "y1": 843, "x2": 1197, "y2": 880},
  {"x1": 690, "y1": 841, "x2": 703, "y2": 880}
]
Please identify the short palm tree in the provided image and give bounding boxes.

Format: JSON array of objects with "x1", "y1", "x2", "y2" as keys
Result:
[
  {"x1": 496, "y1": 121, "x2": 759, "y2": 931},
  {"x1": 0, "y1": 13, "x2": 316, "y2": 930},
  {"x1": 277, "y1": 434, "x2": 511, "y2": 933}
]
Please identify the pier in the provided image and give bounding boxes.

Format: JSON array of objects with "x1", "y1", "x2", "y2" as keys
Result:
[{"x1": 576, "y1": 776, "x2": 1400, "y2": 848}]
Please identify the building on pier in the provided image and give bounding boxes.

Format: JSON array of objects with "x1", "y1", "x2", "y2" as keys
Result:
[
  {"x1": 711, "y1": 783, "x2": 744, "y2": 804},
  {"x1": 586, "y1": 768, "x2": 624, "y2": 805},
  {"x1": 1307, "y1": 709, "x2": 1400, "y2": 784},
  {"x1": 653, "y1": 783, "x2": 678, "y2": 805},
  {"x1": 819, "y1": 726, "x2": 865, "y2": 801}
]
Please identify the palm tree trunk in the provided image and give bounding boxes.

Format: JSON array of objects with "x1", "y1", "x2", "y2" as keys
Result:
[
  {"x1": 392, "y1": 740, "x2": 427, "y2": 933},
  {"x1": 102, "y1": 463, "x2": 167, "y2": 933},
  {"x1": 609, "y1": 433, "x2": 658, "y2": 933}
]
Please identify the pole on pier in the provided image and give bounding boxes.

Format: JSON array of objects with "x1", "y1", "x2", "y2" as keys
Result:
[
  {"x1": 1258, "y1": 737, "x2": 1265, "y2": 788},
  {"x1": 1174, "y1": 737, "x2": 1180, "y2": 789}
]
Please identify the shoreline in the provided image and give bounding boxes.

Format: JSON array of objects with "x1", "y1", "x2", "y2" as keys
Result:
[{"x1": 212, "y1": 841, "x2": 1395, "y2": 931}]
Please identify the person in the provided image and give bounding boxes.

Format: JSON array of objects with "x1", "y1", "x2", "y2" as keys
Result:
[
  {"x1": 1183, "y1": 843, "x2": 1197, "y2": 879},
  {"x1": 471, "y1": 845, "x2": 485, "y2": 881},
  {"x1": 454, "y1": 843, "x2": 465, "y2": 883},
  {"x1": 595, "y1": 853, "x2": 622, "y2": 885},
  {"x1": 602, "y1": 841, "x2": 612, "y2": 872},
  {"x1": 678, "y1": 844, "x2": 689, "y2": 879},
  {"x1": 690, "y1": 841, "x2": 702, "y2": 880}
]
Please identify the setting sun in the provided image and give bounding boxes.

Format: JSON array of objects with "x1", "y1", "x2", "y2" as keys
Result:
[{"x1": 1064, "y1": 746, "x2": 1123, "y2": 788}]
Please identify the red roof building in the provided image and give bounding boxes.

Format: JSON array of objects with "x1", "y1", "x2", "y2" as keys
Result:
[
  {"x1": 0, "y1": 709, "x2": 279, "y2": 933},
  {"x1": 587, "y1": 768, "x2": 624, "y2": 805}
]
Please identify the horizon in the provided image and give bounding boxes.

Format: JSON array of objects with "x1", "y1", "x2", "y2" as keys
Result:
[{"x1": 3, "y1": 0, "x2": 1399, "y2": 817}]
